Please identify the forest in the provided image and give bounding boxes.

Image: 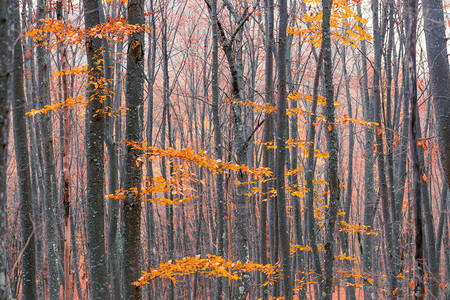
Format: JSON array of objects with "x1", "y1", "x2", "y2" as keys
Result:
[{"x1": 0, "y1": 0, "x2": 449, "y2": 299}]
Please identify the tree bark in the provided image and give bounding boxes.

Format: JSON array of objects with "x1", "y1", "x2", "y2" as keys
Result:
[
  {"x1": 55, "y1": 2, "x2": 71, "y2": 299},
  {"x1": 276, "y1": 0, "x2": 292, "y2": 298},
  {"x1": 82, "y1": 0, "x2": 108, "y2": 297},
  {"x1": 123, "y1": 0, "x2": 145, "y2": 299},
  {"x1": 12, "y1": 6, "x2": 37, "y2": 299},
  {"x1": 305, "y1": 48, "x2": 324, "y2": 296},
  {"x1": 406, "y1": 0, "x2": 425, "y2": 297},
  {"x1": 321, "y1": 0, "x2": 340, "y2": 298},
  {"x1": 422, "y1": 0, "x2": 450, "y2": 186},
  {"x1": 260, "y1": 0, "x2": 274, "y2": 298},
  {"x1": 211, "y1": 0, "x2": 225, "y2": 299},
  {"x1": 372, "y1": 0, "x2": 397, "y2": 295},
  {"x1": 37, "y1": 0, "x2": 61, "y2": 297},
  {"x1": 0, "y1": 0, "x2": 11, "y2": 297}
]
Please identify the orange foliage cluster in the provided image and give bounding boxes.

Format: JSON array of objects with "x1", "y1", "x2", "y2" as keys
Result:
[
  {"x1": 26, "y1": 16, "x2": 150, "y2": 48},
  {"x1": 225, "y1": 99, "x2": 277, "y2": 114},
  {"x1": 106, "y1": 141, "x2": 273, "y2": 204},
  {"x1": 287, "y1": 0, "x2": 372, "y2": 47},
  {"x1": 26, "y1": 95, "x2": 84, "y2": 116},
  {"x1": 133, "y1": 254, "x2": 279, "y2": 286},
  {"x1": 127, "y1": 140, "x2": 273, "y2": 179}
]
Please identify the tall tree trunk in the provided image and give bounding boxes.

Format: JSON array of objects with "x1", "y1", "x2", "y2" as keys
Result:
[
  {"x1": 36, "y1": 0, "x2": 61, "y2": 297},
  {"x1": 56, "y1": 1, "x2": 71, "y2": 299},
  {"x1": 123, "y1": 0, "x2": 145, "y2": 299},
  {"x1": 145, "y1": 1, "x2": 157, "y2": 299},
  {"x1": 109, "y1": 40, "x2": 124, "y2": 300},
  {"x1": 97, "y1": 2, "x2": 122, "y2": 299},
  {"x1": 0, "y1": 0, "x2": 11, "y2": 297},
  {"x1": 422, "y1": 0, "x2": 450, "y2": 186},
  {"x1": 406, "y1": 0, "x2": 425, "y2": 297},
  {"x1": 276, "y1": 0, "x2": 292, "y2": 298},
  {"x1": 340, "y1": 45, "x2": 356, "y2": 300},
  {"x1": 82, "y1": 0, "x2": 108, "y2": 297},
  {"x1": 305, "y1": 48, "x2": 323, "y2": 297},
  {"x1": 372, "y1": 0, "x2": 396, "y2": 295},
  {"x1": 357, "y1": 3, "x2": 376, "y2": 297},
  {"x1": 211, "y1": 0, "x2": 225, "y2": 298},
  {"x1": 321, "y1": 0, "x2": 340, "y2": 298},
  {"x1": 204, "y1": 3, "x2": 252, "y2": 298},
  {"x1": 12, "y1": 5, "x2": 37, "y2": 299},
  {"x1": 260, "y1": 0, "x2": 274, "y2": 298},
  {"x1": 159, "y1": 2, "x2": 175, "y2": 298}
]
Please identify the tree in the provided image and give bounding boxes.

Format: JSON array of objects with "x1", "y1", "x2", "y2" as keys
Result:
[
  {"x1": 260, "y1": 0, "x2": 274, "y2": 298},
  {"x1": 123, "y1": 0, "x2": 145, "y2": 299},
  {"x1": 405, "y1": 0, "x2": 425, "y2": 298},
  {"x1": 0, "y1": 0, "x2": 11, "y2": 297},
  {"x1": 321, "y1": 0, "x2": 340, "y2": 298},
  {"x1": 12, "y1": 5, "x2": 37, "y2": 299},
  {"x1": 55, "y1": 1, "x2": 72, "y2": 298},
  {"x1": 422, "y1": 0, "x2": 450, "y2": 186},
  {"x1": 276, "y1": 0, "x2": 292, "y2": 298},
  {"x1": 36, "y1": 0, "x2": 61, "y2": 297},
  {"x1": 210, "y1": 0, "x2": 225, "y2": 299},
  {"x1": 82, "y1": 0, "x2": 108, "y2": 297}
]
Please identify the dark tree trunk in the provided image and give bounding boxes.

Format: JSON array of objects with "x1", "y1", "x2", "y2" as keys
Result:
[
  {"x1": 340, "y1": 45, "x2": 356, "y2": 300},
  {"x1": 12, "y1": 7, "x2": 37, "y2": 299},
  {"x1": 321, "y1": 0, "x2": 340, "y2": 298},
  {"x1": 372, "y1": 0, "x2": 396, "y2": 295},
  {"x1": 55, "y1": 2, "x2": 71, "y2": 298},
  {"x1": 36, "y1": 0, "x2": 61, "y2": 297},
  {"x1": 0, "y1": 0, "x2": 11, "y2": 297},
  {"x1": 82, "y1": 0, "x2": 108, "y2": 297},
  {"x1": 276, "y1": 0, "x2": 292, "y2": 298},
  {"x1": 145, "y1": 1, "x2": 157, "y2": 299},
  {"x1": 305, "y1": 48, "x2": 323, "y2": 297},
  {"x1": 422, "y1": 0, "x2": 450, "y2": 186},
  {"x1": 211, "y1": 0, "x2": 225, "y2": 298},
  {"x1": 123, "y1": 0, "x2": 145, "y2": 299},
  {"x1": 260, "y1": 0, "x2": 274, "y2": 298},
  {"x1": 406, "y1": 0, "x2": 425, "y2": 298},
  {"x1": 357, "y1": 3, "x2": 376, "y2": 297}
]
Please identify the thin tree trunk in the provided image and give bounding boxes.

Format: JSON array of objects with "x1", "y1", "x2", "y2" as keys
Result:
[
  {"x1": 37, "y1": 0, "x2": 61, "y2": 297},
  {"x1": 406, "y1": 0, "x2": 425, "y2": 297},
  {"x1": 305, "y1": 48, "x2": 324, "y2": 296},
  {"x1": 357, "y1": 3, "x2": 376, "y2": 297},
  {"x1": 145, "y1": 1, "x2": 157, "y2": 299},
  {"x1": 211, "y1": 0, "x2": 225, "y2": 298},
  {"x1": 340, "y1": 45, "x2": 356, "y2": 300},
  {"x1": 56, "y1": 1, "x2": 71, "y2": 298},
  {"x1": 372, "y1": 0, "x2": 397, "y2": 295},
  {"x1": 276, "y1": 0, "x2": 292, "y2": 298},
  {"x1": 260, "y1": 0, "x2": 274, "y2": 298}
]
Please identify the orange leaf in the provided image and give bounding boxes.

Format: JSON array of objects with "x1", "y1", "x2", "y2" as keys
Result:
[
  {"x1": 422, "y1": 174, "x2": 427, "y2": 182},
  {"x1": 328, "y1": 124, "x2": 332, "y2": 132},
  {"x1": 392, "y1": 288, "x2": 398, "y2": 295},
  {"x1": 373, "y1": 145, "x2": 377, "y2": 152},
  {"x1": 377, "y1": 129, "x2": 381, "y2": 136},
  {"x1": 409, "y1": 281, "x2": 414, "y2": 289}
]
